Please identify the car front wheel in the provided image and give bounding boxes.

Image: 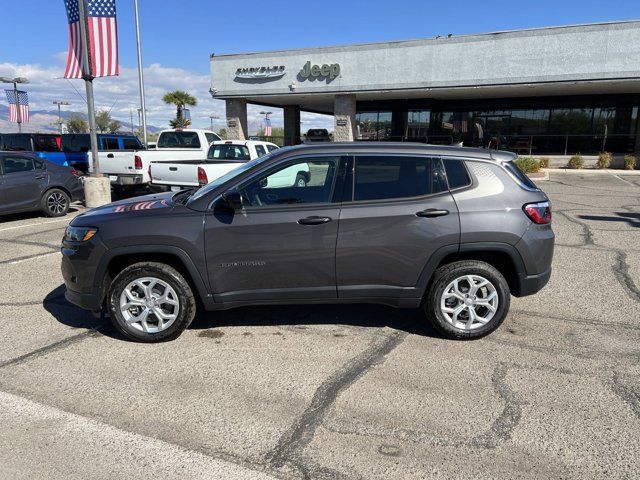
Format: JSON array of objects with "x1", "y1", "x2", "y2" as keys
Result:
[
  {"x1": 108, "y1": 262, "x2": 196, "y2": 342},
  {"x1": 424, "y1": 260, "x2": 510, "y2": 340}
]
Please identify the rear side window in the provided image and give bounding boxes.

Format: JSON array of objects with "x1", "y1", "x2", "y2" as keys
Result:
[
  {"x1": 1, "y1": 134, "x2": 31, "y2": 151},
  {"x1": 122, "y1": 137, "x2": 141, "y2": 150},
  {"x1": 353, "y1": 156, "x2": 446, "y2": 201},
  {"x1": 504, "y1": 161, "x2": 539, "y2": 190},
  {"x1": 254, "y1": 144, "x2": 266, "y2": 157},
  {"x1": 266, "y1": 144, "x2": 279, "y2": 152},
  {"x1": 102, "y1": 137, "x2": 120, "y2": 151},
  {"x1": 205, "y1": 132, "x2": 220, "y2": 144},
  {"x1": 3, "y1": 156, "x2": 34, "y2": 174},
  {"x1": 443, "y1": 159, "x2": 472, "y2": 189},
  {"x1": 208, "y1": 144, "x2": 251, "y2": 161}
]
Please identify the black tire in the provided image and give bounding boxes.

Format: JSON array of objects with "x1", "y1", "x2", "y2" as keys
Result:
[
  {"x1": 108, "y1": 262, "x2": 196, "y2": 343},
  {"x1": 41, "y1": 188, "x2": 70, "y2": 217},
  {"x1": 112, "y1": 186, "x2": 137, "y2": 198},
  {"x1": 424, "y1": 260, "x2": 510, "y2": 340},
  {"x1": 295, "y1": 173, "x2": 307, "y2": 187}
]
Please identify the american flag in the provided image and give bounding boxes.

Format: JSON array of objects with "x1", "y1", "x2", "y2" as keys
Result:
[
  {"x1": 263, "y1": 116, "x2": 272, "y2": 136},
  {"x1": 5, "y1": 90, "x2": 29, "y2": 123},
  {"x1": 63, "y1": 0, "x2": 119, "y2": 79}
]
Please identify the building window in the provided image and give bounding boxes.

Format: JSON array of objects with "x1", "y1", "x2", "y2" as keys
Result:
[
  {"x1": 406, "y1": 110, "x2": 430, "y2": 140},
  {"x1": 355, "y1": 111, "x2": 392, "y2": 140}
]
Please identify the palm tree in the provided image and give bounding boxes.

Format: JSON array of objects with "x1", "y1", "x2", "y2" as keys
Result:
[
  {"x1": 162, "y1": 90, "x2": 197, "y2": 120},
  {"x1": 169, "y1": 116, "x2": 192, "y2": 129}
]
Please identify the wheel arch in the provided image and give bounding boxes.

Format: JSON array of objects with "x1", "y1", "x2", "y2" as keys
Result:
[
  {"x1": 417, "y1": 243, "x2": 527, "y2": 298},
  {"x1": 96, "y1": 245, "x2": 212, "y2": 309}
]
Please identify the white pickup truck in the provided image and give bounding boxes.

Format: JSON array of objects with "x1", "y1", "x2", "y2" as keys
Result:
[
  {"x1": 89, "y1": 129, "x2": 221, "y2": 191},
  {"x1": 150, "y1": 140, "x2": 294, "y2": 191}
]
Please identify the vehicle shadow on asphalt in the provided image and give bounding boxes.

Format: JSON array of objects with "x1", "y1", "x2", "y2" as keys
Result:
[
  {"x1": 0, "y1": 206, "x2": 81, "y2": 223},
  {"x1": 44, "y1": 284, "x2": 440, "y2": 341}
]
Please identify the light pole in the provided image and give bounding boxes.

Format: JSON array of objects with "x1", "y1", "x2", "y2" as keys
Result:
[
  {"x1": 53, "y1": 101, "x2": 70, "y2": 134},
  {"x1": 0, "y1": 76, "x2": 29, "y2": 133},
  {"x1": 209, "y1": 115, "x2": 219, "y2": 132},
  {"x1": 133, "y1": 0, "x2": 148, "y2": 147}
]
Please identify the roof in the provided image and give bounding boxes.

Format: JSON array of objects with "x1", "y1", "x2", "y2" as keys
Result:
[{"x1": 276, "y1": 142, "x2": 516, "y2": 162}]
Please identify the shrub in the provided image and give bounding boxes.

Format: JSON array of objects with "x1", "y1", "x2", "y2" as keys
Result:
[
  {"x1": 596, "y1": 152, "x2": 612, "y2": 169},
  {"x1": 567, "y1": 155, "x2": 584, "y2": 169},
  {"x1": 514, "y1": 157, "x2": 541, "y2": 174},
  {"x1": 539, "y1": 157, "x2": 550, "y2": 169},
  {"x1": 624, "y1": 155, "x2": 637, "y2": 170}
]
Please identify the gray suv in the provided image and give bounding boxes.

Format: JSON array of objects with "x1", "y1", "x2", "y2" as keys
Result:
[{"x1": 61, "y1": 143, "x2": 554, "y2": 342}]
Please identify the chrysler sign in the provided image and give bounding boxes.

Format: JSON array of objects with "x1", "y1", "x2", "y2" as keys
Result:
[{"x1": 235, "y1": 65, "x2": 285, "y2": 80}]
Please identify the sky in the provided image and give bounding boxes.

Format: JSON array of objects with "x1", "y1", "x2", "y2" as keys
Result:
[{"x1": 0, "y1": 0, "x2": 638, "y2": 134}]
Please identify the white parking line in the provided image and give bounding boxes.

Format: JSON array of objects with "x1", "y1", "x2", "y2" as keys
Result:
[
  {"x1": 7, "y1": 252, "x2": 60, "y2": 265},
  {"x1": 608, "y1": 172, "x2": 636, "y2": 187},
  {"x1": 0, "y1": 217, "x2": 71, "y2": 233}
]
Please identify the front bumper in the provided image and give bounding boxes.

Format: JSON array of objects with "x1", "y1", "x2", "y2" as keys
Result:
[
  {"x1": 65, "y1": 288, "x2": 101, "y2": 311},
  {"x1": 61, "y1": 239, "x2": 106, "y2": 311}
]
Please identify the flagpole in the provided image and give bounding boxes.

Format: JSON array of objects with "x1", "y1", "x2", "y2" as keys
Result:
[
  {"x1": 13, "y1": 82, "x2": 22, "y2": 133},
  {"x1": 133, "y1": 0, "x2": 148, "y2": 147},
  {"x1": 77, "y1": 0, "x2": 100, "y2": 175}
]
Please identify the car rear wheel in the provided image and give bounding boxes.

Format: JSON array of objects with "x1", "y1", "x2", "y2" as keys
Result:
[
  {"x1": 41, "y1": 188, "x2": 70, "y2": 217},
  {"x1": 108, "y1": 262, "x2": 196, "y2": 342},
  {"x1": 424, "y1": 260, "x2": 510, "y2": 340}
]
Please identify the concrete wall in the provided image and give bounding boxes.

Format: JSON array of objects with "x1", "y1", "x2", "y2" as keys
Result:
[{"x1": 210, "y1": 21, "x2": 640, "y2": 98}]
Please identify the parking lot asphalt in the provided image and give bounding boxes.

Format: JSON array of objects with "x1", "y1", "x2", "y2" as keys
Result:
[{"x1": 0, "y1": 173, "x2": 638, "y2": 479}]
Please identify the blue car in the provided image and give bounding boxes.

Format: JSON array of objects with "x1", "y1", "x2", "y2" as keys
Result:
[{"x1": 0, "y1": 133, "x2": 143, "y2": 173}]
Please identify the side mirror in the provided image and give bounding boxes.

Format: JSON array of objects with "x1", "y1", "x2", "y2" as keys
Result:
[{"x1": 222, "y1": 191, "x2": 243, "y2": 210}]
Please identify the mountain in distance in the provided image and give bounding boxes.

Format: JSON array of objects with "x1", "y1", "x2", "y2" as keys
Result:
[{"x1": 0, "y1": 104, "x2": 164, "y2": 134}]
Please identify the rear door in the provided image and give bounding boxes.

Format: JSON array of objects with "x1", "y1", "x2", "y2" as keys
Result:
[
  {"x1": 0, "y1": 155, "x2": 45, "y2": 212},
  {"x1": 336, "y1": 154, "x2": 459, "y2": 299}
]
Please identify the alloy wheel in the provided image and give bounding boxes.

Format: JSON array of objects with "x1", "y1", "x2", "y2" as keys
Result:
[
  {"x1": 47, "y1": 192, "x2": 67, "y2": 214},
  {"x1": 440, "y1": 274, "x2": 498, "y2": 331},
  {"x1": 119, "y1": 277, "x2": 180, "y2": 333}
]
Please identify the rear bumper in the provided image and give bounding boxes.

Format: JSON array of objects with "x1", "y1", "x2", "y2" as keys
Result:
[
  {"x1": 110, "y1": 174, "x2": 144, "y2": 186},
  {"x1": 516, "y1": 267, "x2": 552, "y2": 297}
]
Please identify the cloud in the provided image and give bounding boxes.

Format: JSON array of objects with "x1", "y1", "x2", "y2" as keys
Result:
[{"x1": 0, "y1": 61, "x2": 333, "y2": 135}]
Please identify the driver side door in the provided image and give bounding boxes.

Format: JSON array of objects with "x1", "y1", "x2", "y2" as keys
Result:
[{"x1": 204, "y1": 155, "x2": 346, "y2": 303}]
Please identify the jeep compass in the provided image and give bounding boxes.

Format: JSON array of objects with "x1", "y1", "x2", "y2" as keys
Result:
[{"x1": 61, "y1": 143, "x2": 554, "y2": 342}]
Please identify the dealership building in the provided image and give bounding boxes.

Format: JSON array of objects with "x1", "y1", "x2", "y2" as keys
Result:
[{"x1": 210, "y1": 20, "x2": 640, "y2": 155}]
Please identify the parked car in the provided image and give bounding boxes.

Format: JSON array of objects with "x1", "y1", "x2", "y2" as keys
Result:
[
  {"x1": 90, "y1": 129, "x2": 220, "y2": 192},
  {"x1": 304, "y1": 129, "x2": 331, "y2": 143},
  {"x1": 61, "y1": 133, "x2": 143, "y2": 174},
  {"x1": 0, "y1": 152, "x2": 83, "y2": 217},
  {"x1": 62, "y1": 143, "x2": 554, "y2": 342},
  {"x1": 0, "y1": 133, "x2": 83, "y2": 171},
  {"x1": 150, "y1": 140, "x2": 280, "y2": 191}
]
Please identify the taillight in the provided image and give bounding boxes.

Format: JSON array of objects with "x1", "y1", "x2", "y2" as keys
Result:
[
  {"x1": 148, "y1": 164, "x2": 152, "y2": 180},
  {"x1": 197, "y1": 167, "x2": 208, "y2": 186},
  {"x1": 524, "y1": 201, "x2": 552, "y2": 224},
  {"x1": 70, "y1": 169, "x2": 80, "y2": 177},
  {"x1": 134, "y1": 155, "x2": 142, "y2": 170}
]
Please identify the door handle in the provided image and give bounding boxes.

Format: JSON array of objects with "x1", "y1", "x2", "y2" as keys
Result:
[
  {"x1": 298, "y1": 216, "x2": 332, "y2": 225},
  {"x1": 169, "y1": 167, "x2": 178, "y2": 171},
  {"x1": 416, "y1": 208, "x2": 449, "y2": 218},
  {"x1": 107, "y1": 153, "x2": 114, "y2": 158}
]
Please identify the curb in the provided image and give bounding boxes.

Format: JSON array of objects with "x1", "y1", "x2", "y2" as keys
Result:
[
  {"x1": 527, "y1": 171, "x2": 549, "y2": 181},
  {"x1": 542, "y1": 168, "x2": 640, "y2": 176}
]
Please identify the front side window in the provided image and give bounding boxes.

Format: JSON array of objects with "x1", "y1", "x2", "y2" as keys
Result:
[
  {"x1": 1, "y1": 135, "x2": 31, "y2": 151},
  {"x1": 208, "y1": 144, "x2": 251, "y2": 161},
  {"x1": 238, "y1": 157, "x2": 339, "y2": 207},
  {"x1": 205, "y1": 132, "x2": 221, "y2": 144},
  {"x1": 353, "y1": 156, "x2": 445, "y2": 201},
  {"x1": 61, "y1": 134, "x2": 90, "y2": 152},
  {"x1": 157, "y1": 131, "x2": 201, "y2": 148},
  {"x1": 3, "y1": 156, "x2": 35, "y2": 174},
  {"x1": 33, "y1": 135, "x2": 61, "y2": 152}
]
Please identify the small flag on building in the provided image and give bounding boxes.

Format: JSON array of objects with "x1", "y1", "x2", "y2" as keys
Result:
[
  {"x1": 263, "y1": 116, "x2": 272, "y2": 136},
  {"x1": 63, "y1": 0, "x2": 119, "y2": 79},
  {"x1": 5, "y1": 90, "x2": 29, "y2": 123}
]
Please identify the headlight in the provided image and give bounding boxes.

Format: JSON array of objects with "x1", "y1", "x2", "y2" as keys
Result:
[{"x1": 64, "y1": 226, "x2": 98, "y2": 242}]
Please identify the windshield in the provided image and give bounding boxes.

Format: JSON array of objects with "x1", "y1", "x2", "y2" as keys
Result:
[
  {"x1": 157, "y1": 131, "x2": 201, "y2": 149},
  {"x1": 189, "y1": 152, "x2": 278, "y2": 203},
  {"x1": 208, "y1": 144, "x2": 251, "y2": 161}
]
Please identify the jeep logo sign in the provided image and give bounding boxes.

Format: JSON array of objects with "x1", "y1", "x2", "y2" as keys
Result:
[{"x1": 299, "y1": 61, "x2": 340, "y2": 80}]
